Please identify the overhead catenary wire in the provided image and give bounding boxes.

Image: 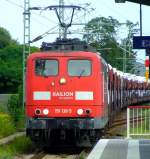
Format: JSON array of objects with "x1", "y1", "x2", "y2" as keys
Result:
[
  {"x1": 30, "y1": 3, "x2": 93, "y2": 43},
  {"x1": 4, "y1": 0, "x2": 88, "y2": 43},
  {"x1": 5, "y1": 0, "x2": 23, "y2": 8},
  {"x1": 4, "y1": 0, "x2": 57, "y2": 24},
  {"x1": 2, "y1": 0, "x2": 131, "y2": 38},
  {"x1": 4, "y1": 0, "x2": 142, "y2": 55}
]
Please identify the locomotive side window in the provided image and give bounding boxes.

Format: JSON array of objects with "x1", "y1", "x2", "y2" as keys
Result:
[
  {"x1": 35, "y1": 59, "x2": 58, "y2": 76},
  {"x1": 68, "y1": 60, "x2": 91, "y2": 76}
]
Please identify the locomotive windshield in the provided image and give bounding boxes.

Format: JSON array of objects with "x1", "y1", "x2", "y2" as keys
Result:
[
  {"x1": 35, "y1": 59, "x2": 58, "y2": 76},
  {"x1": 68, "y1": 60, "x2": 91, "y2": 76}
]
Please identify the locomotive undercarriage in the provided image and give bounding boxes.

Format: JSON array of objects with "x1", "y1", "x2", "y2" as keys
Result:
[
  {"x1": 26, "y1": 117, "x2": 106, "y2": 147},
  {"x1": 26, "y1": 128, "x2": 103, "y2": 147}
]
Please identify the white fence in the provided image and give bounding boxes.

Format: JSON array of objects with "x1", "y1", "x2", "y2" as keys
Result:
[{"x1": 127, "y1": 106, "x2": 150, "y2": 138}]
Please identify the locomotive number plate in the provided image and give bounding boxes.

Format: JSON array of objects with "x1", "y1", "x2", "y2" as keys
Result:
[{"x1": 55, "y1": 108, "x2": 72, "y2": 114}]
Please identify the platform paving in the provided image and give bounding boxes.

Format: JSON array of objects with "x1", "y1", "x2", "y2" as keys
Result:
[
  {"x1": 87, "y1": 139, "x2": 150, "y2": 159},
  {"x1": 0, "y1": 132, "x2": 25, "y2": 145}
]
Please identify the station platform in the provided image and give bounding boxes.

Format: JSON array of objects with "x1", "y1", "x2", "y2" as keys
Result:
[{"x1": 87, "y1": 139, "x2": 150, "y2": 159}]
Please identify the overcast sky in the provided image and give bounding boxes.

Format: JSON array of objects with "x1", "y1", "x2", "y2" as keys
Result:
[{"x1": 0, "y1": 0, "x2": 150, "y2": 61}]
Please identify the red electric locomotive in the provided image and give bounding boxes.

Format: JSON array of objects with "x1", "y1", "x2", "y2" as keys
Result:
[
  {"x1": 25, "y1": 39, "x2": 150, "y2": 147},
  {"x1": 26, "y1": 39, "x2": 109, "y2": 146}
]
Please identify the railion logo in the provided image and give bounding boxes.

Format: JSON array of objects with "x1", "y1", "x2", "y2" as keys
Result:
[{"x1": 52, "y1": 92, "x2": 74, "y2": 97}]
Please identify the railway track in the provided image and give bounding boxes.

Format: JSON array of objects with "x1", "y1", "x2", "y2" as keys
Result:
[
  {"x1": 112, "y1": 116, "x2": 143, "y2": 127},
  {"x1": 105, "y1": 109, "x2": 146, "y2": 138},
  {"x1": 33, "y1": 153, "x2": 78, "y2": 159},
  {"x1": 14, "y1": 108, "x2": 144, "y2": 158},
  {"x1": 15, "y1": 148, "x2": 89, "y2": 159},
  {"x1": 22, "y1": 150, "x2": 90, "y2": 159},
  {"x1": 14, "y1": 111, "x2": 130, "y2": 158}
]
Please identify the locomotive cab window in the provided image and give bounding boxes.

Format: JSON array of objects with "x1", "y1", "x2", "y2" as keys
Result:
[
  {"x1": 35, "y1": 59, "x2": 58, "y2": 76},
  {"x1": 68, "y1": 60, "x2": 91, "y2": 76}
]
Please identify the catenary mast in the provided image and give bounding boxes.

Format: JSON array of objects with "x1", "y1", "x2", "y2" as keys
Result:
[
  {"x1": 23, "y1": 0, "x2": 31, "y2": 107},
  {"x1": 59, "y1": 0, "x2": 65, "y2": 38}
]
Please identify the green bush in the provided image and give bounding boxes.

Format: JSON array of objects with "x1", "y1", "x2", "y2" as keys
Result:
[
  {"x1": 9, "y1": 136, "x2": 34, "y2": 153},
  {"x1": 0, "y1": 136, "x2": 34, "y2": 158},
  {"x1": 79, "y1": 152, "x2": 86, "y2": 159},
  {"x1": 7, "y1": 94, "x2": 23, "y2": 124},
  {"x1": 18, "y1": 85, "x2": 23, "y2": 107},
  {"x1": 7, "y1": 85, "x2": 25, "y2": 129},
  {"x1": 7, "y1": 94, "x2": 19, "y2": 123},
  {"x1": 0, "y1": 104, "x2": 7, "y2": 113},
  {"x1": 0, "y1": 113, "x2": 16, "y2": 139},
  {"x1": 0, "y1": 151, "x2": 13, "y2": 159}
]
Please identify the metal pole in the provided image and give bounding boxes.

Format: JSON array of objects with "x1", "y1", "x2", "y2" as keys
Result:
[
  {"x1": 127, "y1": 108, "x2": 130, "y2": 138},
  {"x1": 123, "y1": 41, "x2": 126, "y2": 73},
  {"x1": 59, "y1": 0, "x2": 64, "y2": 38},
  {"x1": 140, "y1": 0, "x2": 142, "y2": 36},
  {"x1": 23, "y1": 0, "x2": 30, "y2": 108},
  {"x1": 123, "y1": 51, "x2": 125, "y2": 72},
  {"x1": 125, "y1": 42, "x2": 127, "y2": 73}
]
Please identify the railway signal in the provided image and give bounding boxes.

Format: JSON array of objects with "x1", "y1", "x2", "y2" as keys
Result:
[
  {"x1": 132, "y1": 37, "x2": 150, "y2": 81},
  {"x1": 145, "y1": 70, "x2": 149, "y2": 81},
  {"x1": 145, "y1": 49, "x2": 150, "y2": 81}
]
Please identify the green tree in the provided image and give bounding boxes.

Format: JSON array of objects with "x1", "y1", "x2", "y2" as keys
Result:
[
  {"x1": 0, "y1": 27, "x2": 12, "y2": 49},
  {"x1": 0, "y1": 44, "x2": 22, "y2": 93},
  {"x1": 120, "y1": 21, "x2": 138, "y2": 72},
  {"x1": 83, "y1": 16, "x2": 137, "y2": 72},
  {"x1": 84, "y1": 16, "x2": 121, "y2": 44},
  {"x1": 0, "y1": 38, "x2": 39, "y2": 93}
]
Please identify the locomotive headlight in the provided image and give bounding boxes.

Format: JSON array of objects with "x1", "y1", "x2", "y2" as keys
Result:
[
  {"x1": 35, "y1": 109, "x2": 41, "y2": 115},
  {"x1": 60, "y1": 78, "x2": 66, "y2": 84},
  {"x1": 85, "y1": 109, "x2": 91, "y2": 115},
  {"x1": 77, "y1": 109, "x2": 84, "y2": 115},
  {"x1": 43, "y1": 109, "x2": 49, "y2": 115}
]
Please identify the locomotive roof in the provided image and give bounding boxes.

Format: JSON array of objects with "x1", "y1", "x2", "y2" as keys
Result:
[
  {"x1": 27, "y1": 50, "x2": 100, "y2": 60},
  {"x1": 40, "y1": 38, "x2": 96, "y2": 52}
]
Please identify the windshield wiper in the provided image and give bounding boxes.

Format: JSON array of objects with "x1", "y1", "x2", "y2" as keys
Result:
[{"x1": 78, "y1": 69, "x2": 85, "y2": 78}]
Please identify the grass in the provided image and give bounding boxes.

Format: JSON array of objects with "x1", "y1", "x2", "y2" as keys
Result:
[
  {"x1": 0, "y1": 101, "x2": 25, "y2": 131},
  {"x1": 128, "y1": 122, "x2": 150, "y2": 139},
  {"x1": 16, "y1": 115, "x2": 25, "y2": 130},
  {"x1": 0, "y1": 104, "x2": 8, "y2": 113},
  {"x1": 0, "y1": 103, "x2": 30, "y2": 158},
  {"x1": 0, "y1": 136, "x2": 35, "y2": 159},
  {"x1": 0, "y1": 113, "x2": 16, "y2": 139},
  {"x1": 126, "y1": 103, "x2": 150, "y2": 139},
  {"x1": 79, "y1": 151, "x2": 88, "y2": 159}
]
